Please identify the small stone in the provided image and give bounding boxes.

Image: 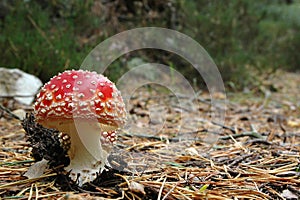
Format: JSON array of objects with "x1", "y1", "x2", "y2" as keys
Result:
[
  {"x1": 24, "y1": 158, "x2": 49, "y2": 179},
  {"x1": 12, "y1": 109, "x2": 27, "y2": 120},
  {"x1": 129, "y1": 181, "x2": 145, "y2": 195}
]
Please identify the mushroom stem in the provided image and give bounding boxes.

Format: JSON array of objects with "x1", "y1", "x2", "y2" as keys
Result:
[
  {"x1": 69, "y1": 121, "x2": 110, "y2": 186},
  {"x1": 46, "y1": 120, "x2": 109, "y2": 186}
]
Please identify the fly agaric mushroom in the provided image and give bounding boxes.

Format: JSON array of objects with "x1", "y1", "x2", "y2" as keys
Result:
[{"x1": 33, "y1": 70, "x2": 126, "y2": 185}]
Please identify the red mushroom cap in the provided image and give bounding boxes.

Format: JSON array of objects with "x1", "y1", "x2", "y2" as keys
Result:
[{"x1": 34, "y1": 70, "x2": 126, "y2": 128}]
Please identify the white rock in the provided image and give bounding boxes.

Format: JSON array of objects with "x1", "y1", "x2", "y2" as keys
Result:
[
  {"x1": 129, "y1": 181, "x2": 145, "y2": 195},
  {"x1": 12, "y1": 109, "x2": 27, "y2": 120},
  {"x1": 24, "y1": 158, "x2": 49, "y2": 179},
  {"x1": 185, "y1": 147, "x2": 199, "y2": 156},
  {"x1": 0, "y1": 68, "x2": 42, "y2": 105}
]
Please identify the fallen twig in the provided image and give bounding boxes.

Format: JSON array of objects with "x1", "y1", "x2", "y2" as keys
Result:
[
  {"x1": 121, "y1": 130, "x2": 265, "y2": 142},
  {"x1": 0, "y1": 103, "x2": 22, "y2": 120},
  {"x1": 220, "y1": 131, "x2": 265, "y2": 140},
  {"x1": 211, "y1": 121, "x2": 238, "y2": 133}
]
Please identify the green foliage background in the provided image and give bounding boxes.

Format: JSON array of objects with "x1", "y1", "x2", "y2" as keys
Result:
[{"x1": 0, "y1": 0, "x2": 299, "y2": 89}]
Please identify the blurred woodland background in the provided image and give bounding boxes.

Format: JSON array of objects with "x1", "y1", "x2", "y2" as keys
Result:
[{"x1": 0, "y1": 0, "x2": 299, "y2": 90}]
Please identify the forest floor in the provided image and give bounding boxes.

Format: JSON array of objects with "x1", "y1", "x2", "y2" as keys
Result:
[{"x1": 0, "y1": 70, "x2": 299, "y2": 200}]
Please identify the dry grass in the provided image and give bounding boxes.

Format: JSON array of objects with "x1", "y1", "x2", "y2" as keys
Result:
[{"x1": 0, "y1": 72, "x2": 299, "y2": 200}]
